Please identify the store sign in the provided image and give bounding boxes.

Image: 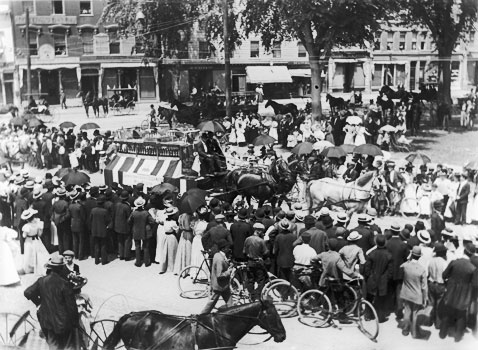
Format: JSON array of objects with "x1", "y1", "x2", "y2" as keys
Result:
[{"x1": 15, "y1": 15, "x2": 77, "y2": 25}]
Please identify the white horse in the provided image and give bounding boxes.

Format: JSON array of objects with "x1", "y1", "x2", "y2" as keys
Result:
[{"x1": 306, "y1": 171, "x2": 378, "y2": 216}]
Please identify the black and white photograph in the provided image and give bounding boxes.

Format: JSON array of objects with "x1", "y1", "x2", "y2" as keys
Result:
[{"x1": 0, "y1": 0, "x2": 477, "y2": 349}]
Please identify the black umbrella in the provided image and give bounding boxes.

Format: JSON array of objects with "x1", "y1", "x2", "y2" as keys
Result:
[
  {"x1": 320, "y1": 146, "x2": 346, "y2": 158},
  {"x1": 151, "y1": 182, "x2": 179, "y2": 195},
  {"x1": 55, "y1": 167, "x2": 75, "y2": 179},
  {"x1": 61, "y1": 170, "x2": 90, "y2": 186},
  {"x1": 180, "y1": 189, "x2": 207, "y2": 214},
  {"x1": 252, "y1": 134, "x2": 276, "y2": 146},
  {"x1": 80, "y1": 122, "x2": 100, "y2": 130},
  {"x1": 353, "y1": 144, "x2": 383, "y2": 157},
  {"x1": 59, "y1": 121, "x2": 76, "y2": 129}
]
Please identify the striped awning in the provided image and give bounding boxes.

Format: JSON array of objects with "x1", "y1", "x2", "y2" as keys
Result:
[{"x1": 104, "y1": 155, "x2": 182, "y2": 188}]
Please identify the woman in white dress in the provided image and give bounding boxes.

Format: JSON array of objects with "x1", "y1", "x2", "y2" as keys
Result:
[
  {"x1": 401, "y1": 182, "x2": 420, "y2": 216},
  {"x1": 466, "y1": 173, "x2": 478, "y2": 223},
  {"x1": 21, "y1": 208, "x2": 49, "y2": 275},
  {"x1": 354, "y1": 124, "x2": 369, "y2": 146},
  {"x1": 269, "y1": 120, "x2": 279, "y2": 142},
  {"x1": 0, "y1": 224, "x2": 21, "y2": 286},
  {"x1": 235, "y1": 116, "x2": 246, "y2": 147},
  {"x1": 343, "y1": 124, "x2": 356, "y2": 145},
  {"x1": 173, "y1": 212, "x2": 193, "y2": 275},
  {"x1": 444, "y1": 174, "x2": 460, "y2": 220},
  {"x1": 191, "y1": 206, "x2": 209, "y2": 267},
  {"x1": 417, "y1": 183, "x2": 432, "y2": 218},
  {"x1": 159, "y1": 207, "x2": 179, "y2": 274}
]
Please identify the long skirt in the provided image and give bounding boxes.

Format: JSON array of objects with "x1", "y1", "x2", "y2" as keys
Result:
[
  {"x1": 191, "y1": 234, "x2": 205, "y2": 267},
  {"x1": 155, "y1": 228, "x2": 166, "y2": 263},
  {"x1": 0, "y1": 239, "x2": 20, "y2": 286},
  {"x1": 466, "y1": 193, "x2": 478, "y2": 223},
  {"x1": 159, "y1": 234, "x2": 178, "y2": 273},
  {"x1": 418, "y1": 195, "x2": 432, "y2": 217},
  {"x1": 23, "y1": 237, "x2": 49, "y2": 275},
  {"x1": 173, "y1": 231, "x2": 193, "y2": 274},
  {"x1": 401, "y1": 184, "x2": 419, "y2": 215}
]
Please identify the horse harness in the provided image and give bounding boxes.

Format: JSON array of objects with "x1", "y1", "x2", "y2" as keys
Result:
[{"x1": 128, "y1": 307, "x2": 272, "y2": 350}]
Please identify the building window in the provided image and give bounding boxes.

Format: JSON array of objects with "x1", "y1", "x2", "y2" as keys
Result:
[
  {"x1": 29, "y1": 32, "x2": 38, "y2": 56},
  {"x1": 53, "y1": 31, "x2": 67, "y2": 55},
  {"x1": 250, "y1": 40, "x2": 259, "y2": 58},
  {"x1": 80, "y1": 1, "x2": 92, "y2": 15},
  {"x1": 420, "y1": 32, "x2": 427, "y2": 50},
  {"x1": 22, "y1": 1, "x2": 35, "y2": 14},
  {"x1": 386, "y1": 32, "x2": 394, "y2": 50},
  {"x1": 133, "y1": 37, "x2": 144, "y2": 54},
  {"x1": 52, "y1": 0, "x2": 63, "y2": 14},
  {"x1": 198, "y1": 41, "x2": 210, "y2": 59},
  {"x1": 399, "y1": 32, "x2": 406, "y2": 50},
  {"x1": 272, "y1": 41, "x2": 281, "y2": 58},
  {"x1": 374, "y1": 32, "x2": 382, "y2": 50},
  {"x1": 81, "y1": 30, "x2": 94, "y2": 54},
  {"x1": 298, "y1": 42, "x2": 307, "y2": 57},
  {"x1": 411, "y1": 32, "x2": 417, "y2": 50},
  {"x1": 108, "y1": 30, "x2": 120, "y2": 54}
]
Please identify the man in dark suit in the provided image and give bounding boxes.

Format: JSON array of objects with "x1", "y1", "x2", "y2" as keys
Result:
[
  {"x1": 62, "y1": 250, "x2": 80, "y2": 275},
  {"x1": 293, "y1": 215, "x2": 328, "y2": 254},
  {"x1": 454, "y1": 173, "x2": 470, "y2": 225},
  {"x1": 430, "y1": 200, "x2": 445, "y2": 242},
  {"x1": 385, "y1": 223, "x2": 410, "y2": 320},
  {"x1": 68, "y1": 190, "x2": 86, "y2": 260},
  {"x1": 83, "y1": 187, "x2": 98, "y2": 258},
  {"x1": 202, "y1": 214, "x2": 233, "y2": 255},
  {"x1": 349, "y1": 214, "x2": 375, "y2": 253},
  {"x1": 90, "y1": 196, "x2": 111, "y2": 265},
  {"x1": 230, "y1": 208, "x2": 252, "y2": 261},
  {"x1": 112, "y1": 190, "x2": 132, "y2": 260},
  {"x1": 273, "y1": 220, "x2": 296, "y2": 281},
  {"x1": 196, "y1": 133, "x2": 215, "y2": 176}
]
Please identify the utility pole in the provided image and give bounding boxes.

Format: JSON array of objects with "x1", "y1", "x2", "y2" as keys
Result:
[
  {"x1": 223, "y1": 0, "x2": 231, "y2": 119},
  {"x1": 25, "y1": 8, "x2": 32, "y2": 99}
]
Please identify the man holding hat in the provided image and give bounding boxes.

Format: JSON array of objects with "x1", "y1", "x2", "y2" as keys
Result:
[
  {"x1": 201, "y1": 239, "x2": 233, "y2": 314},
  {"x1": 24, "y1": 256, "x2": 80, "y2": 349},
  {"x1": 398, "y1": 246, "x2": 429, "y2": 338}
]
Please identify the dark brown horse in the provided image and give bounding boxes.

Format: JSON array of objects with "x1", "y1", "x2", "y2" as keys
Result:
[
  {"x1": 265, "y1": 100, "x2": 298, "y2": 116},
  {"x1": 326, "y1": 94, "x2": 346, "y2": 114},
  {"x1": 223, "y1": 158, "x2": 296, "y2": 207},
  {"x1": 102, "y1": 301, "x2": 286, "y2": 350},
  {"x1": 170, "y1": 99, "x2": 202, "y2": 127},
  {"x1": 157, "y1": 106, "x2": 177, "y2": 128}
]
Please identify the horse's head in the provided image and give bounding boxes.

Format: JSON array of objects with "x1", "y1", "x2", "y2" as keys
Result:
[
  {"x1": 326, "y1": 94, "x2": 330, "y2": 101},
  {"x1": 271, "y1": 158, "x2": 296, "y2": 193},
  {"x1": 264, "y1": 100, "x2": 272, "y2": 109},
  {"x1": 257, "y1": 300, "x2": 286, "y2": 343},
  {"x1": 170, "y1": 99, "x2": 178, "y2": 109}
]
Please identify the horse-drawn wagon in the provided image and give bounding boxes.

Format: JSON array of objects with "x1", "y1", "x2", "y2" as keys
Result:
[{"x1": 107, "y1": 88, "x2": 136, "y2": 115}]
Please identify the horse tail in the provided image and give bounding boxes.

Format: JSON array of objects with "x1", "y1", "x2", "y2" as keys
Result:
[{"x1": 103, "y1": 313, "x2": 129, "y2": 350}]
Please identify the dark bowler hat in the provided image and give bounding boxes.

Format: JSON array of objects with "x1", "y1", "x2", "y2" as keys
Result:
[
  {"x1": 304, "y1": 215, "x2": 316, "y2": 226},
  {"x1": 238, "y1": 208, "x2": 248, "y2": 220},
  {"x1": 120, "y1": 190, "x2": 129, "y2": 200}
]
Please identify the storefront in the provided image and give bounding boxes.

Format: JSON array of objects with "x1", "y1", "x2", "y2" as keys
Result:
[{"x1": 329, "y1": 61, "x2": 367, "y2": 92}]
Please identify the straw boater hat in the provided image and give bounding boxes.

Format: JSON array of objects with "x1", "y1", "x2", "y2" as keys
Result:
[
  {"x1": 56, "y1": 188, "x2": 67, "y2": 197},
  {"x1": 21, "y1": 208, "x2": 38, "y2": 221},
  {"x1": 46, "y1": 256, "x2": 66, "y2": 268},
  {"x1": 24, "y1": 180, "x2": 35, "y2": 189},
  {"x1": 253, "y1": 222, "x2": 265, "y2": 231},
  {"x1": 14, "y1": 174, "x2": 24, "y2": 185},
  {"x1": 69, "y1": 190, "x2": 80, "y2": 200},
  {"x1": 134, "y1": 197, "x2": 146, "y2": 208},
  {"x1": 336, "y1": 213, "x2": 348, "y2": 224},
  {"x1": 165, "y1": 207, "x2": 178, "y2": 216},
  {"x1": 441, "y1": 228, "x2": 456, "y2": 239},
  {"x1": 417, "y1": 230, "x2": 431, "y2": 244},
  {"x1": 390, "y1": 223, "x2": 401, "y2": 233},
  {"x1": 32, "y1": 188, "x2": 43, "y2": 200},
  {"x1": 357, "y1": 214, "x2": 370, "y2": 224},
  {"x1": 279, "y1": 219, "x2": 290, "y2": 231},
  {"x1": 347, "y1": 231, "x2": 362, "y2": 241}
]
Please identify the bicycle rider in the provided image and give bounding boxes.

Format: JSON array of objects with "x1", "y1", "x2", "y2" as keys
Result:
[
  {"x1": 148, "y1": 104, "x2": 157, "y2": 128},
  {"x1": 291, "y1": 231, "x2": 317, "y2": 291},
  {"x1": 243, "y1": 223, "x2": 269, "y2": 301}
]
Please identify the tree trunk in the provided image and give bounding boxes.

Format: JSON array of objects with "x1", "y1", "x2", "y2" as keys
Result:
[
  {"x1": 437, "y1": 47, "x2": 453, "y2": 106},
  {"x1": 309, "y1": 55, "x2": 323, "y2": 120}
]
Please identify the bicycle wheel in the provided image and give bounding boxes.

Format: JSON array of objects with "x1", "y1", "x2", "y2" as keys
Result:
[
  {"x1": 262, "y1": 280, "x2": 299, "y2": 318},
  {"x1": 339, "y1": 284, "x2": 358, "y2": 315},
  {"x1": 297, "y1": 289, "x2": 332, "y2": 328},
  {"x1": 356, "y1": 299, "x2": 379, "y2": 341},
  {"x1": 260, "y1": 276, "x2": 282, "y2": 301},
  {"x1": 230, "y1": 277, "x2": 251, "y2": 305},
  {"x1": 178, "y1": 265, "x2": 209, "y2": 299},
  {"x1": 141, "y1": 119, "x2": 150, "y2": 130}
]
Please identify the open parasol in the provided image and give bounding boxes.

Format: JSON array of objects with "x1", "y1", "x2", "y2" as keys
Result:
[
  {"x1": 27, "y1": 117, "x2": 43, "y2": 128},
  {"x1": 180, "y1": 188, "x2": 208, "y2": 213},
  {"x1": 10, "y1": 116, "x2": 25, "y2": 126},
  {"x1": 151, "y1": 182, "x2": 179, "y2": 195},
  {"x1": 80, "y1": 122, "x2": 100, "y2": 130},
  {"x1": 54, "y1": 168, "x2": 76, "y2": 179},
  {"x1": 340, "y1": 144, "x2": 356, "y2": 154},
  {"x1": 61, "y1": 169, "x2": 90, "y2": 186},
  {"x1": 252, "y1": 134, "x2": 276, "y2": 146},
  {"x1": 59, "y1": 121, "x2": 76, "y2": 129},
  {"x1": 198, "y1": 120, "x2": 225, "y2": 134},
  {"x1": 405, "y1": 152, "x2": 431, "y2": 164},
  {"x1": 320, "y1": 146, "x2": 346, "y2": 158},
  {"x1": 464, "y1": 161, "x2": 478, "y2": 170},
  {"x1": 291, "y1": 142, "x2": 314, "y2": 155},
  {"x1": 353, "y1": 144, "x2": 383, "y2": 157},
  {"x1": 313, "y1": 140, "x2": 334, "y2": 151}
]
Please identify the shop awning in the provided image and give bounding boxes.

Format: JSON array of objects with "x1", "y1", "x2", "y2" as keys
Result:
[
  {"x1": 23, "y1": 64, "x2": 79, "y2": 70},
  {"x1": 289, "y1": 69, "x2": 311, "y2": 78},
  {"x1": 245, "y1": 66, "x2": 292, "y2": 84},
  {"x1": 104, "y1": 155, "x2": 182, "y2": 188}
]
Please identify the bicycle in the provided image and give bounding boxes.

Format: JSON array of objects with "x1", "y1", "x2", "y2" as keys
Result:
[
  {"x1": 297, "y1": 276, "x2": 379, "y2": 341},
  {"x1": 177, "y1": 250, "x2": 212, "y2": 299}
]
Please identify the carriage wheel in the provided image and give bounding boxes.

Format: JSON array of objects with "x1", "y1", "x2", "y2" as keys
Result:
[
  {"x1": 90, "y1": 319, "x2": 124, "y2": 349},
  {"x1": 178, "y1": 265, "x2": 210, "y2": 299},
  {"x1": 356, "y1": 300, "x2": 379, "y2": 341},
  {"x1": 297, "y1": 290, "x2": 332, "y2": 328},
  {"x1": 0, "y1": 312, "x2": 37, "y2": 348},
  {"x1": 127, "y1": 102, "x2": 135, "y2": 114},
  {"x1": 262, "y1": 281, "x2": 299, "y2": 318},
  {"x1": 140, "y1": 119, "x2": 150, "y2": 130}
]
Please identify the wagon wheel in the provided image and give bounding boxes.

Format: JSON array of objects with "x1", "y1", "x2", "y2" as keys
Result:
[
  {"x1": 90, "y1": 319, "x2": 124, "y2": 349},
  {"x1": 0, "y1": 312, "x2": 38, "y2": 348},
  {"x1": 127, "y1": 101, "x2": 135, "y2": 114}
]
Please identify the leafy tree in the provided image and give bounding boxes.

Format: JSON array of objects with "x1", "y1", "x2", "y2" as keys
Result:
[
  {"x1": 240, "y1": 0, "x2": 395, "y2": 119},
  {"x1": 401, "y1": 0, "x2": 478, "y2": 106}
]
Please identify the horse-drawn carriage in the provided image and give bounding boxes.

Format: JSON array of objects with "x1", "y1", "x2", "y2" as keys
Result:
[
  {"x1": 23, "y1": 93, "x2": 58, "y2": 123},
  {"x1": 108, "y1": 88, "x2": 136, "y2": 115}
]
